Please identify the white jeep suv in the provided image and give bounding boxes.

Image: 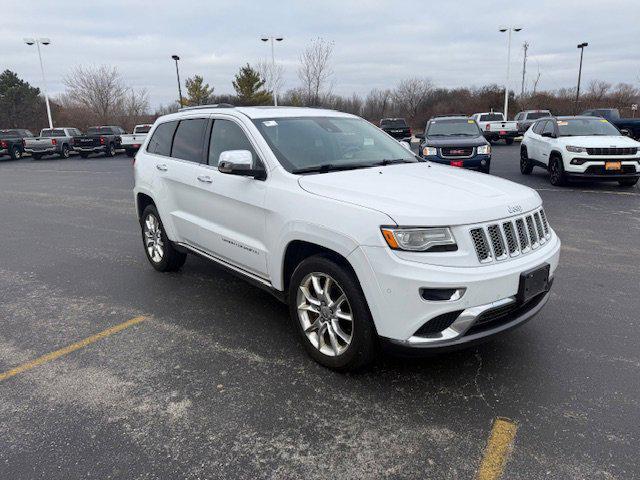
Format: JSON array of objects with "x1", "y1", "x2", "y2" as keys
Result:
[
  {"x1": 134, "y1": 105, "x2": 561, "y2": 370},
  {"x1": 520, "y1": 116, "x2": 640, "y2": 187}
]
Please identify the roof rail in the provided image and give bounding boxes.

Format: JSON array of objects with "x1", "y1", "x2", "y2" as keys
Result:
[{"x1": 179, "y1": 103, "x2": 235, "y2": 111}]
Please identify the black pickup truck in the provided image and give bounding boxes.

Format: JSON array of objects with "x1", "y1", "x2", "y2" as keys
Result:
[
  {"x1": 75, "y1": 125, "x2": 125, "y2": 158},
  {"x1": 581, "y1": 109, "x2": 640, "y2": 140},
  {"x1": 0, "y1": 129, "x2": 34, "y2": 159},
  {"x1": 379, "y1": 118, "x2": 412, "y2": 140}
]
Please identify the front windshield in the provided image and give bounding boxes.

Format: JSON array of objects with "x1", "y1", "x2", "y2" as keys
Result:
[
  {"x1": 527, "y1": 112, "x2": 551, "y2": 120},
  {"x1": 557, "y1": 118, "x2": 621, "y2": 137},
  {"x1": 426, "y1": 119, "x2": 481, "y2": 136},
  {"x1": 253, "y1": 116, "x2": 416, "y2": 173}
]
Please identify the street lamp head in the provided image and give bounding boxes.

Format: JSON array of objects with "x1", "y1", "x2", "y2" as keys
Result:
[
  {"x1": 499, "y1": 28, "x2": 508, "y2": 32},
  {"x1": 261, "y1": 38, "x2": 269, "y2": 42},
  {"x1": 171, "y1": 54, "x2": 180, "y2": 61},
  {"x1": 513, "y1": 28, "x2": 522, "y2": 32},
  {"x1": 275, "y1": 37, "x2": 283, "y2": 42},
  {"x1": 23, "y1": 38, "x2": 35, "y2": 45},
  {"x1": 577, "y1": 42, "x2": 588, "y2": 48}
]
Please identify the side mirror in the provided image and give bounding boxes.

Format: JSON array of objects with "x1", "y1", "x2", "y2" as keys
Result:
[
  {"x1": 620, "y1": 129, "x2": 632, "y2": 137},
  {"x1": 218, "y1": 150, "x2": 266, "y2": 180}
]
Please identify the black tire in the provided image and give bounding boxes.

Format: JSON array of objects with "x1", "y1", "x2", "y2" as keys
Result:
[
  {"x1": 10, "y1": 146, "x2": 22, "y2": 160},
  {"x1": 505, "y1": 138, "x2": 514, "y2": 145},
  {"x1": 32, "y1": 153, "x2": 42, "y2": 160},
  {"x1": 288, "y1": 255, "x2": 377, "y2": 371},
  {"x1": 105, "y1": 143, "x2": 116, "y2": 157},
  {"x1": 480, "y1": 165, "x2": 491, "y2": 174},
  {"x1": 140, "y1": 205, "x2": 187, "y2": 272},
  {"x1": 80, "y1": 153, "x2": 89, "y2": 158},
  {"x1": 618, "y1": 178, "x2": 638, "y2": 187},
  {"x1": 520, "y1": 146, "x2": 533, "y2": 174},
  {"x1": 60, "y1": 144, "x2": 70, "y2": 159},
  {"x1": 549, "y1": 155, "x2": 567, "y2": 186},
  {"x1": 126, "y1": 149, "x2": 135, "y2": 158}
]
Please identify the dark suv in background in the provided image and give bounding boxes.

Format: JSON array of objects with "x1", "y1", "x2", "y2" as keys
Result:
[
  {"x1": 416, "y1": 116, "x2": 492, "y2": 173},
  {"x1": 379, "y1": 118, "x2": 411, "y2": 140}
]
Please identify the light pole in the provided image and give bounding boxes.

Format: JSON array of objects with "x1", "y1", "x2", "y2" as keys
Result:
[
  {"x1": 575, "y1": 43, "x2": 588, "y2": 114},
  {"x1": 24, "y1": 37, "x2": 53, "y2": 128},
  {"x1": 260, "y1": 36, "x2": 283, "y2": 106},
  {"x1": 171, "y1": 55, "x2": 184, "y2": 107},
  {"x1": 499, "y1": 27, "x2": 522, "y2": 119}
]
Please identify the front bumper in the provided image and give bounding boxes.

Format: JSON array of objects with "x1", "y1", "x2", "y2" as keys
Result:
[
  {"x1": 424, "y1": 154, "x2": 491, "y2": 170},
  {"x1": 348, "y1": 233, "x2": 560, "y2": 348},
  {"x1": 565, "y1": 158, "x2": 640, "y2": 180}
]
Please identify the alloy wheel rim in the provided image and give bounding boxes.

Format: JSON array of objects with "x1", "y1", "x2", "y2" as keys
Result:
[
  {"x1": 296, "y1": 272, "x2": 354, "y2": 357},
  {"x1": 550, "y1": 161, "x2": 559, "y2": 182},
  {"x1": 143, "y1": 214, "x2": 164, "y2": 263}
]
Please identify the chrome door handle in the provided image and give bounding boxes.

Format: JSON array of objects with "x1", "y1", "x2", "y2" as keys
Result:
[
  {"x1": 156, "y1": 164, "x2": 168, "y2": 171},
  {"x1": 197, "y1": 175, "x2": 213, "y2": 183}
]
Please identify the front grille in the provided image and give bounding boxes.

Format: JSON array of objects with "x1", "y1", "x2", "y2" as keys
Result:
[
  {"x1": 441, "y1": 146, "x2": 474, "y2": 157},
  {"x1": 469, "y1": 208, "x2": 551, "y2": 264},
  {"x1": 586, "y1": 147, "x2": 637, "y2": 156},
  {"x1": 414, "y1": 310, "x2": 463, "y2": 336},
  {"x1": 584, "y1": 164, "x2": 637, "y2": 175}
]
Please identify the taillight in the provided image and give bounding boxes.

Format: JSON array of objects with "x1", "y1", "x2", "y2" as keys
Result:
[
  {"x1": 100, "y1": 137, "x2": 105, "y2": 145},
  {"x1": 450, "y1": 160, "x2": 464, "y2": 167},
  {"x1": 486, "y1": 124, "x2": 491, "y2": 131},
  {"x1": 1, "y1": 141, "x2": 7, "y2": 148},
  {"x1": 51, "y1": 138, "x2": 57, "y2": 145}
]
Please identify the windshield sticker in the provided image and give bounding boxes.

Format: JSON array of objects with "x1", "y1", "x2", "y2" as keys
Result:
[
  {"x1": 364, "y1": 138, "x2": 374, "y2": 146},
  {"x1": 263, "y1": 120, "x2": 278, "y2": 127},
  {"x1": 467, "y1": 120, "x2": 474, "y2": 123},
  {"x1": 599, "y1": 119, "x2": 608, "y2": 123},
  {"x1": 557, "y1": 121, "x2": 568, "y2": 126}
]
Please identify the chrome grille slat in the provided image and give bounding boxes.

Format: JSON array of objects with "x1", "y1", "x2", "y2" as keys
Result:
[{"x1": 470, "y1": 208, "x2": 551, "y2": 264}]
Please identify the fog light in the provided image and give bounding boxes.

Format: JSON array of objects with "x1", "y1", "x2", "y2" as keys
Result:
[
  {"x1": 570, "y1": 158, "x2": 587, "y2": 165},
  {"x1": 481, "y1": 159, "x2": 487, "y2": 166},
  {"x1": 420, "y1": 287, "x2": 466, "y2": 301}
]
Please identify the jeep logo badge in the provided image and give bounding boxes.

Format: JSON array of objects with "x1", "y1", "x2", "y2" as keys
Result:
[{"x1": 507, "y1": 205, "x2": 523, "y2": 214}]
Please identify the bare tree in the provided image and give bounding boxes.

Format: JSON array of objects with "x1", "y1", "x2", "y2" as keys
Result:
[
  {"x1": 298, "y1": 38, "x2": 334, "y2": 105},
  {"x1": 392, "y1": 78, "x2": 434, "y2": 120},
  {"x1": 531, "y1": 63, "x2": 542, "y2": 95},
  {"x1": 586, "y1": 80, "x2": 611, "y2": 103},
  {"x1": 362, "y1": 88, "x2": 393, "y2": 121},
  {"x1": 257, "y1": 60, "x2": 285, "y2": 101}
]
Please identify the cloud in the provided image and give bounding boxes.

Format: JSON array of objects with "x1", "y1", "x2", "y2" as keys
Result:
[{"x1": 2, "y1": 0, "x2": 638, "y2": 109}]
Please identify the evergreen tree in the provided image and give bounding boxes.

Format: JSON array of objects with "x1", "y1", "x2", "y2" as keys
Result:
[
  {"x1": 232, "y1": 64, "x2": 272, "y2": 106},
  {"x1": 0, "y1": 70, "x2": 45, "y2": 129},
  {"x1": 185, "y1": 75, "x2": 214, "y2": 106}
]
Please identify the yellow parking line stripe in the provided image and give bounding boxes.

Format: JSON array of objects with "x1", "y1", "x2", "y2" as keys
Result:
[
  {"x1": 0, "y1": 315, "x2": 148, "y2": 382},
  {"x1": 476, "y1": 417, "x2": 518, "y2": 480}
]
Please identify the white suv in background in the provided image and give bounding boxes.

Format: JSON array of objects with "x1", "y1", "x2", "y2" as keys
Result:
[
  {"x1": 520, "y1": 116, "x2": 640, "y2": 187},
  {"x1": 134, "y1": 105, "x2": 561, "y2": 370}
]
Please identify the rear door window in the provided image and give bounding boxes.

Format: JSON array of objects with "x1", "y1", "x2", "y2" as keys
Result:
[
  {"x1": 541, "y1": 121, "x2": 555, "y2": 136},
  {"x1": 147, "y1": 121, "x2": 178, "y2": 156},
  {"x1": 208, "y1": 119, "x2": 258, "y2": 167},
  {"x1": 171, "y1": 118, "x2": 208, "y2": 163}
]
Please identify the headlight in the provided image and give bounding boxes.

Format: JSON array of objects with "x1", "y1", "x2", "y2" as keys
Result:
[
  {"x1": 477, "y1": 144, "x2": 491, "y2": 155},
  {"x1": 422, "y1": 146, "x2": 438, "y2": 156},
  {"x1": 566, "y1": 145, "x2": 586, "y2": 153},
  {"x1": 381, "y1": 227, "x2": 457, "y2": 252}
]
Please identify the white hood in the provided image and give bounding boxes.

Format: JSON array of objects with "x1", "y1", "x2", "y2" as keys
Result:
[
  {"x1": 298, "y1": 163, "x2": 541, "y2": 226},
  {"x1": 556, "y1": 135, "x2": 640, "y2": 148}
]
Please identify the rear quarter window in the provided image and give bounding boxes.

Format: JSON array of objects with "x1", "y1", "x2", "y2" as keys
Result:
[{"x1": 146, "y1": 121, "x2": 178, "y2": 156}]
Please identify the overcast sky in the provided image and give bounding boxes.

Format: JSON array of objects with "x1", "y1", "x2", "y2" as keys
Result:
[{"x1": 3, "y1": 0, "x2": 639, "y2": 109}]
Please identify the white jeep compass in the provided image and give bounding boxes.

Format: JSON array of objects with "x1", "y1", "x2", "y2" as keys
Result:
[{"x1": 133, "y1": 105, "x2": 561, "y2": 371}]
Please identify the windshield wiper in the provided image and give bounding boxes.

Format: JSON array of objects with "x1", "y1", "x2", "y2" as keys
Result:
[
  {"x1": 292, "y1": 163, "x2": 373, "y2": 174},
  {"x1": 372, "y1": 158, "x2": 415, "y2": 166}
]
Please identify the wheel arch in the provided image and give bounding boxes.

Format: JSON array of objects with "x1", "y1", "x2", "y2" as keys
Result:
[{"x1": 136, "y1": 192, "x2": 156, "y2": 222}]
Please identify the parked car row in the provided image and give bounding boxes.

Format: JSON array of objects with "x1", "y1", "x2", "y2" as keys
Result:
[{"x1": 0, "y1": 124, "x2": 152, "y2": 160}]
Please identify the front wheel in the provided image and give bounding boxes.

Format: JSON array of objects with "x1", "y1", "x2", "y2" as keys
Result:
[
  {"x1": 289, "y1": 255, "x2": 377, "y2": 371},
  {"x1": 140, "y1": 205, "x2": 187, "y2": 272},
  {"x1": 520, "y1": 146, "x2": 533, "y2": 174},
  {"x1": 105, "y1": 143, "x2": 116, "y2": 157},
  {"x1": 549, "y1": 157, "x2": 567, "y2": 186},
  {"x1": 619, "y1": 178, "x2": 638, "y2": 187},
  {"x1": 126, "y1": 149, "x2": 135, "y2": 157}
]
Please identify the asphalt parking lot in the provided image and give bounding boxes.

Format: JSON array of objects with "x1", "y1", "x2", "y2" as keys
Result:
[{"x1": 1, "y1": 146, "x2": 638, "y2": 480}]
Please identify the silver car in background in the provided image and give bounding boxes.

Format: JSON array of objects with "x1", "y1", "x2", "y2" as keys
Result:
[{"x1": 23, "y1": 127, "x2": 83, "y2": 159}]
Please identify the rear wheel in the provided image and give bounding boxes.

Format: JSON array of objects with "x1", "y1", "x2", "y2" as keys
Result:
[
  {"x1": 549, "y1": 156, "x2": 567, "y2": 186},
  {"x1": 59, "y1": 144, "x2": 70, "y2": 159},
  {"x1": 520, "y1": 146, "x2": 533, "y2": 174},
  {"x1": 10, "y1": 146, "x2": 22, "y2": 160},
  {"x1": 289, "y1": 255, "x2": 377, "y2": 371},
  {"x1": 105, "y1": 143, "x2": 116, "y2": 157},
  {"x1": 126, "y1": 149, "x2": 135, "y2": 157},
  {"x1": 141, "y1": 205, "x2": 187, "y2": 272},
  {"x1": 618, "y1": 178, "x2": 638, "y2": 187}
]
